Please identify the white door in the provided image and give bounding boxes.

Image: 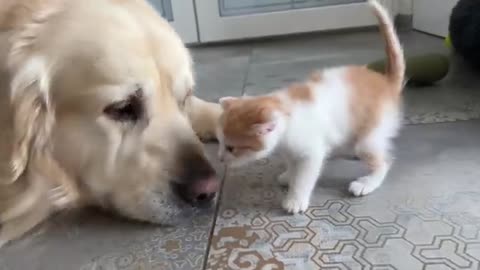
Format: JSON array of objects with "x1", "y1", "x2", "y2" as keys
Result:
[
  {"x1": 413, "y1": 0, "x2": 458, "y2": 37},
  {"x1": 148, "y1": 0, "x2": 198, "y2": 43},
  {"x1": 194, "y1": 0, "x2": 395, "y2": 42}
]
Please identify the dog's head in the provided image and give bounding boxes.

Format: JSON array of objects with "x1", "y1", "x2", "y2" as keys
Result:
[{"x1": 1, "y1": 0, "x2": 218, "y2": 243}]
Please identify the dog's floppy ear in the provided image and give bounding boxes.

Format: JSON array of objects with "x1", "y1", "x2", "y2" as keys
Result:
[
  {"x1": 0, "y1": 57, "x2": 78, "y2": 246},
  {"x1": 9, "y1": 57, "x2": 53, "y2": 182}
]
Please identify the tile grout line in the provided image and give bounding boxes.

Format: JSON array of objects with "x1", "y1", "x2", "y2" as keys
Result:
[
  {"x1": 202, "y1": 46, "x2": 253, "y2": 270},
  {"x1": 404, "y1": 117, "x2": 480, "y2": 127},
  {"x1": 201, "y1": 163, "x2": 228, "y2": 270}
]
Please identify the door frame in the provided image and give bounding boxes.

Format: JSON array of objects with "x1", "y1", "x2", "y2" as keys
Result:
[
  {"x1": 171, "y1": 0, "x2": 198, "y2": 43},
  {"x1": 149, "y1": 0, "x2": 199, "y2": 43},
  {"x1": 194, "y1": 0, "x2": 395, "y2": 43}
]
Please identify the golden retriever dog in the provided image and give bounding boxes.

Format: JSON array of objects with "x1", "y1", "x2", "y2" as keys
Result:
[{"x1": 0, "y1": 0, "x2": 223, "y2": 246}]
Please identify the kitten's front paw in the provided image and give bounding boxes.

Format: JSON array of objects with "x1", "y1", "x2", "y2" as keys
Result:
[
  {"x1": 282, "y1": 194, "x2": 309, "y2": 214},
  {"x1": 348, "y1": 176, "x2": 381, "y2": 197},
  {"x1": 277, "y1": 171, "x2": 290, "y2": 186}
]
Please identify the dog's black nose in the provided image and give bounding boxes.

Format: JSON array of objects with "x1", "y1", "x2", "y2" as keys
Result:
[
  {"x1": 172, "y1": 145, "x2": 219, "y2": 205},
  {"x1": 172, "y1": 177, "x2": 219, "y2": 205}
]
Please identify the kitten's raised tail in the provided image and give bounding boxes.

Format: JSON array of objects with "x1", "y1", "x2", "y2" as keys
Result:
[{"x1": 368, "y1": 0, "x2": 406, "y2": 93}]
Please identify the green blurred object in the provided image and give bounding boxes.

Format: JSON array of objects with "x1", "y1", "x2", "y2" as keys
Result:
[
  {"x1": 367, "y1": 53, "x2": 450, "y2": 86},
  {"x1": 445, "y1": 35, "x2": 452, "y2": 49}
]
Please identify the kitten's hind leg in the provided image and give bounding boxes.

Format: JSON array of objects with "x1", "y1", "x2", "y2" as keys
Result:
[
  {"x1": 349, "y1": 133, "x2": 392, "y2": 197},
  {"x1": 282, "y1": 153, "x2": 326, "y2": 214}
]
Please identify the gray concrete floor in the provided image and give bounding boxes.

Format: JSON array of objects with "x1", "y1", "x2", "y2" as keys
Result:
[{"x1": 2, "y1": 30, "x2": 480, "y2": 270}]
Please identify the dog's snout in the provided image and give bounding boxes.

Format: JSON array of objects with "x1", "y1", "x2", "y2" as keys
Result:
[{"x1": 172, "y1": 146, "x2": 220, "y2": 205}]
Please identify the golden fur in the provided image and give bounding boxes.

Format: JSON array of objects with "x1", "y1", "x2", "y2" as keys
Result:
[{"x1": 0, "y1": 0, "x2": 222, "y2": 246}]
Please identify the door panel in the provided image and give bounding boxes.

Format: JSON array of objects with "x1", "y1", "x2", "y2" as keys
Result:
[
  {"x1": 195, "y1": 0, "x2": 394, "y2": 42},
  {"x1": 218, "y1": 0, "x2": 365, "y2": 17}
]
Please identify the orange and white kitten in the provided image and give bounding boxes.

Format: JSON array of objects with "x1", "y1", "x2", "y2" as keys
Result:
[{"x1": 217, "y1": 0, "x2": 405, "y2": 214}]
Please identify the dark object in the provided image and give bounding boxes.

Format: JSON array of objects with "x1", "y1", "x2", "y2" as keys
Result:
[
  {"x1": 449, "y1": 0, "x2": 480, "y2": 69},
  {"x1": 367, "y1": 53, "x2": 450, "y2": 86}
]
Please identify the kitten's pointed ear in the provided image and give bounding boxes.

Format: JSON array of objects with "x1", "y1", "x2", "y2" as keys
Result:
[
  {"x1": 252, "y1": 121, "x2": 276, "y2": 136},
  {"x1": 219, "y1": 96, "x2": 237, "y2": 109}
]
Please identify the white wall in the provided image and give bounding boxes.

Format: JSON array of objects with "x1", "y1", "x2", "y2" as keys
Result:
[
  {"x1": 398, "y1": 0, "x2": 413, "y2": 14},
  {"x1": 413, "y1": 0, "x2": 458, "y2": 37}
]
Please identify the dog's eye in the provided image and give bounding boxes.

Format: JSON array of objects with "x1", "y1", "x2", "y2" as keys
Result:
[
  {"x1": 104, "y1": 93, "x2": 144, "y2": 122},
  {"x1": 226, "y1": 146, "x2": 234, "y2": 153}
]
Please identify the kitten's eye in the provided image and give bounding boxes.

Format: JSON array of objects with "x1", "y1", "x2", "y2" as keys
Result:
[
  {"x1": 104, "y1": 89, "x2": 144, "y2": 122},
  {"x1": 226, "y1": 146, "x2": 234, "y2": 153}
]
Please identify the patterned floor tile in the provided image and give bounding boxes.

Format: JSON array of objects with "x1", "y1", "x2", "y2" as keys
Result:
[{"x1": 205, "y1": 121, "x2": 480, "y2": 270}]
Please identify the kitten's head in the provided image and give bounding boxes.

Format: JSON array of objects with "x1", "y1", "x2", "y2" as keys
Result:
[{"x1": 217, "y1": 96, "x2": 287, "y2": 167}]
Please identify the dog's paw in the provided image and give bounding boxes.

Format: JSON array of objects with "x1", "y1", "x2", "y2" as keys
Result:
[
  {"x1": 196, "y1": 130, "x2": 218, "y2": 143},
  {"x1": 348, "y1": 176, "x2": 381, "y2": 197},
  {"x1": 48, "y1": 186, "x2": 77, "y2": 209},
  {"x1": 277, "y1": 171, "x2": 290, "y2": 186},
  {"x1": 282, "y1": 194, "x2": 309, "y2": 214}
]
